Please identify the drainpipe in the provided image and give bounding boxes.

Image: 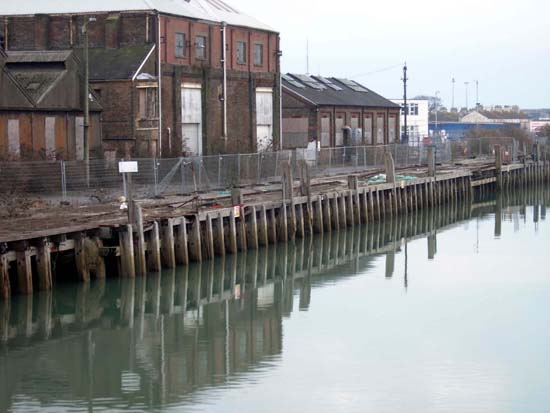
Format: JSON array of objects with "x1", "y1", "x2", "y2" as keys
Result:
[
  {"x1": 157, "y1": 13, "x2": 163, "y2": 158},
  {"x1": 277, "y1": 47, "x2": 283, "y2": 151},
  {"x1": 221, "y1": 22, "x2": 228, "y2": 145}
]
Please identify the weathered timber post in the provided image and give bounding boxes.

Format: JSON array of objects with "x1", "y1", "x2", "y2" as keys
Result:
[
  {"x1": 427, "y1": 147, "x2": 435, "y2": 177},
  {"x1": 247, "y1": 206, "x2": 259, "y2": 249},
  {"x1": 36, "y1": 238, "x2": 53, "y2": 291},
  {"x1": 148, "y1": 221, "x2": 162, "y2": 271},
  {"x1": 119, "y1": 225, "x2": 136, "y2": 278},
  {"x1": 205, "y1": 214, "x2": 215, "y2": 259},
  {"x1": 161, "y1": 218, "x2": 176, "y2": 268},
  {"x1": 495, "y1": 144, "x2": 503, "y2": 191},
  {"x1": 175, "y1": 217, "x2": 189, "y2": 265},
  {"x1": 228, "y1": 209, "x2": 239, "y2": 253},
  {"x1": 16, "y1": 247, "x2": 33, "y2": 295},
  {"x1": 134, "y1": 205, "x2": 147, "y2": 277},
  {"x1": 75, "y1": 235, "x2": 90, "y2": 282},
  {"x1": 189, "y1": 216, "x2": 203, "y2": 262},
  {"x1": 313, "y1": 196, "x2": 324, "y2": 233},
  {"x1": 384, "y1": 152, "x2": 396, "y2": 183},
  {"x1": 0, "y1": 255, "x2": 10, "y2": 300},
  {"x1": 281, "y1": 160, "x2": 294, "y2": 203},
  {"x1": 259, "y1": 205, "x2": 269, "y2": 246},
  {"x1": 215, "y1": 213, "x2": 226, "y2": 256},
  {"x1": 299, "y1": 160, "x2": 311, "y2": 199}
]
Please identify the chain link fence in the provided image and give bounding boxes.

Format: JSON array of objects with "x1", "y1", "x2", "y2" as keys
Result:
[{"x1": 1, "y1": 140, "x2": 546, "y2": 208}]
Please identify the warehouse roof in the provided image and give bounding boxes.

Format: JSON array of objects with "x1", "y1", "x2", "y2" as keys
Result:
[
  {"x1": 283, "y1": 74, "x2": 399, "y2": 109},
  {"x1": 89, "y1": 45, "x2": 154, "y2": 81},
  {"x1": 1, "y1": 0, "x2": 275, "y2": 32}
]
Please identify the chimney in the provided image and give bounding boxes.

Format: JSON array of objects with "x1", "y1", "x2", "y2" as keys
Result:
[
  {"x1": 34, "y1": 14, "x2": 50, "y2": 50},
  {"x1": 105, "y1": 14, "x2": 120, "y2": 49}
]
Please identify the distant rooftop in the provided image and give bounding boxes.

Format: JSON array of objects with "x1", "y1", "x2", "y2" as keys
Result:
[
  {"x1": 282, "y1": 74, "x2": 398, "y2": 109},
  {"x1": 0, "y1": 0, "x2": 275, "y2": 32}
]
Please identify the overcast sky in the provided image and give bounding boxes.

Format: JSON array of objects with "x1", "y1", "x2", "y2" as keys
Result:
[{"x1": 231, "y1": 0, "x2": 550, "y2": 109}]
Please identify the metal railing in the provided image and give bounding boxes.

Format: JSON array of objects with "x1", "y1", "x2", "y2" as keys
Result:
[{"x1": 0, "y1": 140, "x2": 545, "y2": 208}]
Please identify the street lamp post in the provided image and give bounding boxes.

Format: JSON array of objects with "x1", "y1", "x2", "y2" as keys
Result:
[{"x1": 435, "y1": 91, "x2": 440, "y2": 141}]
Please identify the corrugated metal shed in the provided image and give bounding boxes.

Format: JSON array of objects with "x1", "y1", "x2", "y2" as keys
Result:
[
  {"x1": 283, "y1": 74, "x2": 399, "y2": 109},
  {"x1": 1, "y1": 0, "x2": 275, "y2": 32}
]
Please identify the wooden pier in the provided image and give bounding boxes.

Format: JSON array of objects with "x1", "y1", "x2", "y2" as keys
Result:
[{"x1": 1, "y1": 152, "x2": 549, "y2": 300}]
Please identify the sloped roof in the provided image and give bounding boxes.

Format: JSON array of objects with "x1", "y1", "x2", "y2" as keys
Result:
[
  {"x1": 6, "y1": 50, "x2": 73, "y2": 64},
  {"x1": 1, "y1": 0, "x2": 275, "y2": 32},
  {"x1": 88, "y1": 45, "x2": 154, "y2": 81},
  {"x1": 478, "y1": 110, "x2": 529, "y2": 120},
  {"x1": 283, "y1": 74, "x2": 399, "y2": 109}
]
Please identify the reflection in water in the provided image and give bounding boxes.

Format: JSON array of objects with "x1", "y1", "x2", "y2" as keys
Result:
[{"x1": 0, "y1": 186, "x2": 549, "y2": 412}]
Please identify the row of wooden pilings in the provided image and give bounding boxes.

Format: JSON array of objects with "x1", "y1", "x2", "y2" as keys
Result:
[{"x1": 2, "y1": 150, "x2": 549, "y2": 300}]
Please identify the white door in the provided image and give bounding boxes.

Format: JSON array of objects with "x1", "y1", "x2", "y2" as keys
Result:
[
  {"x1": 182, "y1": 124, "x2": 201, "y2": 155},
  {"x1": 256, "y1": 88, "x2": 273, "y2": 151},
  {"x1": 181, "y1": 83, "x2": 202, "y2": 155}
]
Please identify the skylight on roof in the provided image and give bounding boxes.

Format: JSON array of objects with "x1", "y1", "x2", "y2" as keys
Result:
[
  {"x1": 292, "y1": 74, "x2": 327, "y2": 91},
  {"x1": 313, "y1": 76, "x2": 343, "y2": 91},
  {"x1": 282, "y1": 74, "x2": 305, "y2": 89},
  {"x1": 336, "y1": 78, "x2": 369, "y2": 93}
]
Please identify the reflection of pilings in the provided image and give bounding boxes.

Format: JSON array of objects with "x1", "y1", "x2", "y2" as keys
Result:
[
  {"x1": 495, "y1": 193, "x2": 503, "y2": 237},
  {"x1": 3, "y1": 191, "x2": 547, "y2": 351}
]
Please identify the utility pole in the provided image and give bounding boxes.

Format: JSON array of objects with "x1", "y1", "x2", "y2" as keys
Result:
[
  {"x1": 402, "y1": 63, "x2": 408, "y2": 143},
  {"x1": 475, "y1": 80, "x2": 479, "y2": 108},
  {"x1": 82, "y1": 17, "x2": 96, "y2": 186},
  {"x1": 451, "y1": 77, "x2": 456, "y2": 109},
  {"x1": 464, "y1": 81, "x2": 469, "y2": 110}
]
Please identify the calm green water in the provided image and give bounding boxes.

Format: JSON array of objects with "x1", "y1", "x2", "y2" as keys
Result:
[{"x1": 1, "y1": 187, "x2": 550, "y2": 413}]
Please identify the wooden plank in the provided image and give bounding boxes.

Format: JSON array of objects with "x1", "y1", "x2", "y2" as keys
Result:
[
  {"x1": 247, "y1": 206, "x2": 259, "y2": 249},
  {"x1": 119, "y1": 225, "x2": 136, "y2": 277},
  {"x1": 36, "y1": 238, "x2": 53, "y2": 291}
]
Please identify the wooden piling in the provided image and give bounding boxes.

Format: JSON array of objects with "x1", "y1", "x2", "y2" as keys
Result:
[
  {"x1": 215, "y1": 213, "x2": 226, "y2": 256},
  {"x1": 313, "y1": 196, "x2": 324, "y2": 233},
  {"x1": 189, "y1": 216, "x2": 203, "y2": 262},
  {"x1": 36, "y1": 238, "x2": 52, "y2": 291},
  {"x1": 135, "y1": 205, "x2": 147, "y2": 276},
  {"x1": 161, "y1": 218, "x2": 176, "y2": 268},
  {"x1": 259, "y1": 205, "x2": 269, "y2": 246},
  {"x1": 119, "y1": 225, "x2": 136, "y2": 278},
  {"x1": 148, "y1": 221, "x2": 162, "y2": 271},
  {"x1": 247, "y1": 206, "x2": 259, "y2": 249},
  {"x1": 175, "y1": 218, "x2": 189, "y2": 265},
  {"x1": 0, "y1": 254, "x2": 10, "y2": 300},
  {"x1": 75, "y1": 235, "x2": 90, "y2": 282},
  {"x1": 228, "y1": 209, "x2": 239, "y2": 253},
  {"x1": 205, "y1": 214, "x2": 215, "y2": 259}
]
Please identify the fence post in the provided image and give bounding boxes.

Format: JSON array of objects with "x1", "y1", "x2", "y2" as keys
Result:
[
  {"x1": 218, "y1": 156, "x2": 223, "y2": 187},
  {"x1": 60, "y1": 160, "x2": 67, "y2": 202}
]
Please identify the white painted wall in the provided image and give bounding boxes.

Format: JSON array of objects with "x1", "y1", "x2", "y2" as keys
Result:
[
  {"x1": 256, "y1": 87, "x2": 273, "y2": 151},
  {"x1": 391, "y1": 99, "x2": 429, "y2": 144}
]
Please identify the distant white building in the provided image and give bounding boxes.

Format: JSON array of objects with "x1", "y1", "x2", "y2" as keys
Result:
[{"x1": 391, "y1": 99, "x2": 429, "y2": 144}]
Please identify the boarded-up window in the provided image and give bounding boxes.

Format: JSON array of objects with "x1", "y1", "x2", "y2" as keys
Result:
[
  {"x1": 321, "y1": 115, "x2": 331, "y2": 147},
  {"x1": 45, "y1": 117, "x2": 56, "y2": 159},
  {"x1": 75, "y1": 117, "x2": 84, "y2": 160},
  {"x1": 364, "y1": 116, "x2": 373, "y2": 144},
  {"x1": 335, "y1": 116, "x2": 345, "y2": 146},
  {"x1": 388, "y1": 116, "x2": 396, "y2": 143},
  {"x1": 283, "y1": 117, "x2": 308, "y2": 148},
  {"x1": 175, "y1": 32, "x2": 186, "y2": 58},
  {"x1": 139, "y1": 87, "x2": 158, "y2": 119},
  {"x1": 376, "y1": 114, "x2": 384, "y2": 144},
  {"x1": 237, "y1": 41, "x2": 247, "y2": 65},
  {"x1": 8, "y1": 119, "x2": 20, "y2": 158}
]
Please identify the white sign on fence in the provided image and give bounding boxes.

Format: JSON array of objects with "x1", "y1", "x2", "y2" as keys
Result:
[{"x1": 119, "y1": 161, "x2": 139, "y2": 174}]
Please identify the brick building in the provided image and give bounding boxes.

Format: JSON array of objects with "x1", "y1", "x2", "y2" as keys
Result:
[
  {"x1": 282, "y1": 74, "x2": 400, "y2": 149},
  {"x1": 0, "y1": 48, "x2": 102, "y2": 160},
  {"x1": 0, "y1": 0, "x2": 281, "y2": 159}
]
